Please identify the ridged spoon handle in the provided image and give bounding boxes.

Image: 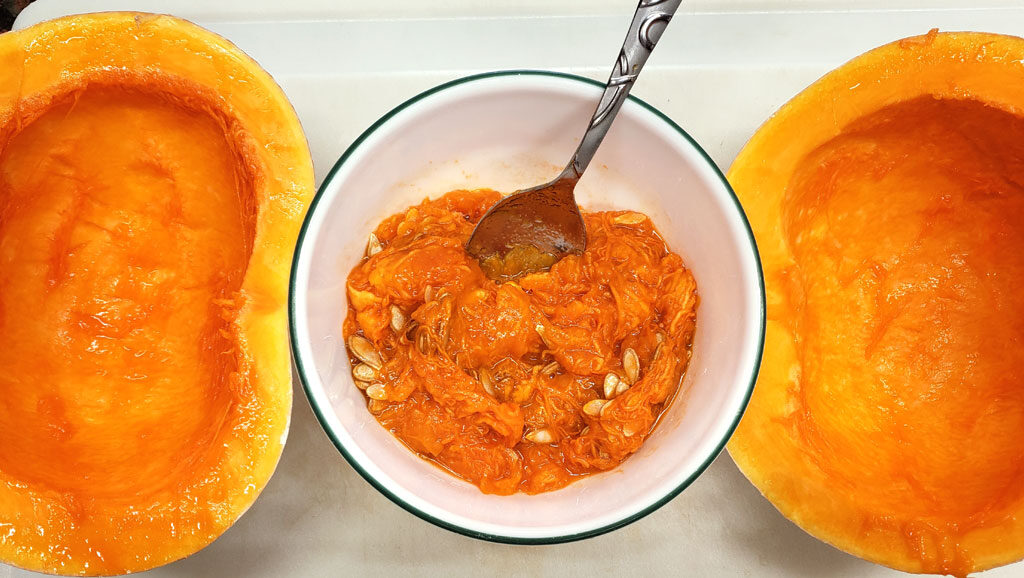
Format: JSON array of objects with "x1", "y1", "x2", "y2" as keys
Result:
[{"x1": 562, "y1": 0, "x2": 683, "y2": 181}]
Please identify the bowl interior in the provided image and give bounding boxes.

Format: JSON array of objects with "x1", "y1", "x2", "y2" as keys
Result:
[{"x1": 292, "y1": 72, "x2": 763, "y2": 541}]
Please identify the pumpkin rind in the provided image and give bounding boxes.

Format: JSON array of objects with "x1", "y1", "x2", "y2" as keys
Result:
[
  {"x1": 0, "y1": 13, "x2": 313, "y2": 575},
  {"x1": 727, "y1": 31, "x2": 1024, "y2": 576}
]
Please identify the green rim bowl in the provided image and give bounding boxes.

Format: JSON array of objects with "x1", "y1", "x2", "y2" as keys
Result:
[{"x1": 289, "y1": 70, "x2": 765, "y2": 544}]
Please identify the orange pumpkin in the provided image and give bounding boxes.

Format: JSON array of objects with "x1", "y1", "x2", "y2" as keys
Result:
[
  {"x1": 0, "y1": 13, "x2": 313, "y2": 575},
  {"x1": 727, "y1": 30, "x2": 1024, "y2": 576}
]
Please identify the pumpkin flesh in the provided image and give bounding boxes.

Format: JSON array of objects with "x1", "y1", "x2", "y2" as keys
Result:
[
  {"x1": 0, "y1": 84, "x2": 255, "y2": 497},
  {"x1": 781, "y1": 96, "x2": 1024, "y2": 573},
  {"x1": 0, "y1": 13, "x2": 313, "y2": 576},
  {"x1": 728, "y1": 31, "x2": 1024, "y2": 576}
]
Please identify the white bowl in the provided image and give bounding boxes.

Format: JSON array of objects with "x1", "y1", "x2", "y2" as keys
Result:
[{"x1": 290, "y1": 71, "x2": 764, "y2": 543}]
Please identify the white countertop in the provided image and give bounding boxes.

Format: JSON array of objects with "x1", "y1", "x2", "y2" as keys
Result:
[{"x1": 7, "y1": 1, "x2": 1024, "y2": 576}]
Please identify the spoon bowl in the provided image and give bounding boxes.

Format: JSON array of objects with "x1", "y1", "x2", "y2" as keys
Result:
[{"x1": 464, "y1": 175, "x2": 585, "y2": 280}]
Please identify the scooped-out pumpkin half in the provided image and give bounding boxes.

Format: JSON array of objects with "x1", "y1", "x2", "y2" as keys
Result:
[
  {"x1": 727, "y1": 30, "x2": 1024, "y2": 577},
  {"x1": 0, "y1": 13, "x2": 313, "y2": 575}
]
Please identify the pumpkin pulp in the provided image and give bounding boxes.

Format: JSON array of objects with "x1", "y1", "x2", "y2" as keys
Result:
[
  {"x1": 778, "y1": 95, "x2": 1024, "y2": 574},
  {"x1": 0, "y1": 84, "x2": 255, "y2": 569},
  {"x1": 344, "y1": 190, "x2": 698, "y2": 494}
]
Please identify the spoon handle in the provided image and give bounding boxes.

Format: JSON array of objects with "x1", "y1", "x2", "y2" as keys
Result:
[{"x1": 565, "y1": 0, "x2": 682, "y2": 180}]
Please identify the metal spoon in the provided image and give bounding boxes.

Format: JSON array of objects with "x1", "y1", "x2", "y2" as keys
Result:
[{"x1": 466, "y1": 0, "x2": 682, "y2": 280}]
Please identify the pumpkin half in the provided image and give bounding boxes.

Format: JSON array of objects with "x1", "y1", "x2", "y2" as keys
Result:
[
  {"x1": 727, "y1": 30, "x2": 1024, "y2": 576},
  {"x1": 0, "y1": 13, "x2": 313, "y2": 575}
]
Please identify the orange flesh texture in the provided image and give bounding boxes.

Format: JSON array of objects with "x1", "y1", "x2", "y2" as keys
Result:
[
  {"x1": 0, "y1": 13, "x2": 313, "y2": 576},
  {"x1": 344, "y1": 190, "x2": 698, "y2": 495},
  {"x1": 0, "y1": 84, "x2": 256, "y2": 574},
  {"x1": 727, "y1": 32, "x2": 1024, "y2": 577},
  {"x1": 786, "y1": 96, "x2": 1024, "y2": 574}
]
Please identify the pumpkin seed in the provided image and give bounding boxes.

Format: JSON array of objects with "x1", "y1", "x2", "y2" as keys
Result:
[
  {"x1": 600, "y1": 400, "x2": 614, "y2": 417},
  {"x1": 352, "y1": 363, "x2": 376, "y2": 382},
  {"x1": 525, "y1": 429, "x2": 554, "y2": 444},
  {"x1": 353, "y1": 379, "x2": 371, "y2": 390},
  {"x1": 368, "y1": 399, "x2": 387, "y2": 414},
  {"x1": 615, "y1": 380, "x2": 630, "y2": 397},
  {"x1": 613, "y1": 212, "x2": 646, "y2": 226},
  {"x1": 390, "y1": 305, "x2": 406, "y2": 332},
  {"x1": 405, "y1": 321, "x2": 419, "y2": 341},
  {"x1": 623, "y1": 347, "x2": 640, "y2": 384},
  {"x1": 348, "y1": 335, "x2": 382, "y2": 369},
  {"x1": 622, "y1": 424, "x2": 637, "y2": 437},
  {"x1": 654, "y1": 342, "x2": 665, "y2": 361},
  {"x1": 415, "y1": 329, "x2": 432, "y2": 355},
  {"x1": 540, "y1": 361, "x2": 560, "y2": 377},
  {"x1": 603, "y1": 373, "x2": 621, "y2": 399},
  {"x1": 583, "y1": 399, "x2": 607, "y2": 417},
  {"x1": 479, "y1": 368, "x2": 495, "y2": 397},
  {"x1": 366, "y1": 232, "x2": 383, "y2": 257},
  {"x1": 536, "y1": 324, "x2": 552, "y2": 348},
  {"x1": 366, "y1": 383, "x2": 387, "y2": 401},
  {"x1": 423, "y1": 285, "x2": 435, "y2": 302}
]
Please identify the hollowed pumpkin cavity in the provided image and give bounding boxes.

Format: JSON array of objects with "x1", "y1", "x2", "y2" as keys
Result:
[
  {"x1": 728, "y1": 31, "x2": 1024, "y2": 576},
  {"x1": 0, "y1": 13, "x2": 313, "y2": 576},
  {"x1": 0, "y1": 84, "x2": 256, "y2": 497},
  {"x1": 783, "y1": 94, "x2": 1024, "y2": 542}
]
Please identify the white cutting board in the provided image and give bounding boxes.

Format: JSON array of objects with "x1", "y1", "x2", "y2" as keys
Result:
[{"x1": 8, "y1": 1, "x2": 1024, "y2": 577}]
